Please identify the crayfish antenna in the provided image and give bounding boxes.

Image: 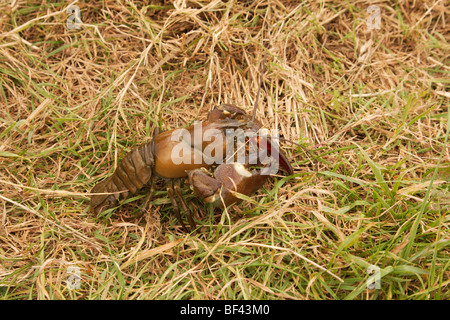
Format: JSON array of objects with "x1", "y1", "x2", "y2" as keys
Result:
[{"x1": 251, "y1": 52, "x2": 267, "y2": 124}]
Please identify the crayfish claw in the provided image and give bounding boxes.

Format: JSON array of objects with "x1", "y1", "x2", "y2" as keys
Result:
[
  {"x1": 187, "y1": 163, "x2": 269, "y2": 208},
  {"x1": 187, "y1": 168, "x2": 221, "y2": 203}
]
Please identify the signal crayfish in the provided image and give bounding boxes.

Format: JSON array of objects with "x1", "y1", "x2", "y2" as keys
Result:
[{"x1": 90, "y1": 58, "x2": 294, "y2": 232}]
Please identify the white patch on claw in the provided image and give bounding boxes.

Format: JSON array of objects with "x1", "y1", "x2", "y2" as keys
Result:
[
  {"x1": 233, "y1": 163, "x2": 252, "y2": 177},
  {"x1": 204, "y1": 194, "x2": 220, "y2": 203}
]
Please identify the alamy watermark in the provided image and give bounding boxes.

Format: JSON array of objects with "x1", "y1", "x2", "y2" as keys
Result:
[
  {"x1": 67, "y1": 5, "x2": 82, "y2": 30},
  {"x1": 366, "y1": 5, "x2": 381, "y2": 30},
  {"x1": 367, "y1": 265, "x2": 381, "y2": 289},
  {"x1": 67, "y1": 266, "x2": 81, "y2": 290}
]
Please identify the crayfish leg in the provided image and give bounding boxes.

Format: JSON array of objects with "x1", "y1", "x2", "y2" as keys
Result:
[
  {"x1": 167, "y1": 181, "x2": 189, "y2": 232},
  {"x1": 173, "y1": 180, "x2": 197, "y2": 232}
]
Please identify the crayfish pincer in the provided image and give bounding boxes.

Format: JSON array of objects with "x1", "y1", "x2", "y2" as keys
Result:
[{"x1": 90, "y1": 58, "x2": 294, "y2": 232}]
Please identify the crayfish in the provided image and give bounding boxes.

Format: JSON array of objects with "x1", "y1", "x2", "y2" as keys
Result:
[{"x1": 90, "y1": 57, "x2": 294, "y2": 232}]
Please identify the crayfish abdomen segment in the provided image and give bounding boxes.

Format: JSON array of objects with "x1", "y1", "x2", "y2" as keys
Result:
[{"x1": 90, "y1": 142, "x2": 154, "y2": 215}]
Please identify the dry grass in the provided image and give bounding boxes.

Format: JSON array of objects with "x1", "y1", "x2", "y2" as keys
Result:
[{"x1": 0, "y1": 0, "x2": 449, "y2": 300}]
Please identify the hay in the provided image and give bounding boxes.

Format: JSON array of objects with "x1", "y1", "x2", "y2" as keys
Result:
[{"x1": 0, "y1": 0, "x2": 449, "y2": 299}]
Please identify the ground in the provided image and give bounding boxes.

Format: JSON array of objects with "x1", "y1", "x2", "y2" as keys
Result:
[{"x1": 0, "y1": 0, "x2": 449, "y2": 299}]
